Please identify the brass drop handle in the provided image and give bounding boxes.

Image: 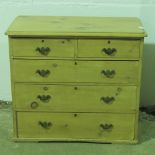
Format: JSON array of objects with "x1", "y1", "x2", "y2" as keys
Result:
[
  {"x1": 100, "y1": 96, "x2": 115, "y2": 104},
  {"x1": 36, "y1": 69, "x2": 50, "y2": 77},
  {"x1": 102, "y1": 48, "x2": 117, "y2": 55},
  {"x1": 100, "y1": 123, "x2": 113, "y2": 130},
  {"x1": 101, "y1": 69, "x2": 115, "y2": 78},
  {"x1": 37, "y1": 95, "x2": 51, "y2": 103},
  {"x1": 38, "y1": 121, "x2": 52, "y2": 129},
  {"x1": 31, "y1": 101, "x2": 39, "y2": 109},
  {"x1": 36, "y1": 47, "x2": 51, "y2": 56}
]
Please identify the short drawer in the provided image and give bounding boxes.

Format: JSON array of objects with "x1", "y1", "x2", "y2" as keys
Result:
[
  {"x1": 78, "y1": 39, "x2": 140, "y2": 59},
  {"x1": 13, "y1": 60, "x2": 139, "y2": 84},
  {"x1": 14, "y1": 84, "x2": 137, "y2": 112},
  {"x1": 17, "y1": 112, "x2": 135, "y2": 141},
  {"x1": 10, "y1": 38, "x2": 76, "y2": 57}
]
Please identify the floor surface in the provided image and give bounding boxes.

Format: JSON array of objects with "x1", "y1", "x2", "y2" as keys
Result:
[{"x1": 0, "y1": 106, "x2": 155, "y2": 155}]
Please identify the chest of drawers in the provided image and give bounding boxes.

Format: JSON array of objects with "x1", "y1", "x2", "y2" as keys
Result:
[{"x1": 6, "y1": 16, "x2": 146, "y2": 143}]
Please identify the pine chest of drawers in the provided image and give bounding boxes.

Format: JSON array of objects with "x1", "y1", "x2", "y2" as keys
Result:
[{"x1": 6, "y1": 16, "x2": 146, "y2": 143}]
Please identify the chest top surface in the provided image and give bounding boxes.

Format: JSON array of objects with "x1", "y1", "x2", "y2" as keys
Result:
[{"x1": 6, "y1": 16, "x2": 146, "y2": 38}]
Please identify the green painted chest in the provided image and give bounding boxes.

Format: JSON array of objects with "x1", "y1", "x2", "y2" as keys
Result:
[{"x1": 6, "y1": 16, "x2": 146, "y2": 143}]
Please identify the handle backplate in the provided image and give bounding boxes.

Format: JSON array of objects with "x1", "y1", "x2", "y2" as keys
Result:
[
  {"x1": 36, "y1": 47, "x2": 51, "y2": 56},
  {"x1": 36, "y1": 69, "x2": 50, "y2": 77},
  {"x1": 37, "y1": 95, "x2": 51, "y2": 103},
  {"x1": 38, "y1": 121, "x2": 52, "y2": 129},
  {"x1": 102, "y1": 48, "x2": 117, "y2": 56},
  {"x1": 100, "y1": 96, "x2": 115, "y2": 104},
  {"x1": 100, "y1": 123, "x2": 113, "y2": 130},
  {"x1": 101, "y1": 69, "x2": 115, "y2": 78}
]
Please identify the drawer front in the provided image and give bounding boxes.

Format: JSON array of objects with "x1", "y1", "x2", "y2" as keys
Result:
[
  {"x1": 14, "y1": 84, "x2": 137, "y2": 112},
  {"x1": 17, "y1": 112, "x2": 135, "y2": 141},
  {"x1": 78, "y1": 39, "x2": 140, "y2": 59},
  {"x1": 10, "y1": 38, "x2": 76, "y2": 57},
  {"x1": 13, "y1": 60, "x2": 139, "y2": 84}
]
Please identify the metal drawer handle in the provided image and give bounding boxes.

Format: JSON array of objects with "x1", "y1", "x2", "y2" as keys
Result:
[
  {"x1": 36, "y1": 69, "x2": 50, "y2": 77},
  {"x1": 31, "y1": 101, "x2": 39, "y2": 109},
  {"x1": 37, "y1": 95, "x2": 51, "y2": 103},
  {"x1": 101, "y1": 70, "x2": 115, "y2": 78},
  {"x1": 100, "y1": 96, "x2": 115, "y2": 104},
  {"x1": 102, "y1": 48, "x2": 117, "y2": 56},
  {"x1": 36, "y1": 47, "x2": 51, "y2": 56},
  {"x1": 38, "y1": 121, "x2": 52, "y2": 129},
  {"x1": 100, "y1": 123, "x2": 113, "y2": 130}
]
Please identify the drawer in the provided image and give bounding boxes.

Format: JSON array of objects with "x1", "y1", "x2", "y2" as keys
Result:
[
  {"x1": 17, "y1": 112, "x2": 135, "y2": 141},
  {"x1": 78, "y1": 39, "x2": 140, "y2": 59},
  {"x1": 13, "y1": 60, "x2": 139, "y2": 84},
  {"x1": 14, "y1": 84, "x2": 137, "y2": 112},
  {"x1": 10, "y1": 38, "x2": 76, "y2": 57}
]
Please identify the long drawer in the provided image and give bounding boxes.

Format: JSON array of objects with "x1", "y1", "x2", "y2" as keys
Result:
[
  {"x1": 14, "y1": 84, "x2": 137, "y2": 112},
  {"x1": 13, "y1": 60, "x2": 139, "y2": 84},
  {"x1": 78, "y1": 39, "x2": 140, "y2": 59},
  {"x1": 17, "y1": 112, "x2": 135, "y2": 141},
  {"x1": 10, "y1": 38, "x2": 76, "y2": 57}
]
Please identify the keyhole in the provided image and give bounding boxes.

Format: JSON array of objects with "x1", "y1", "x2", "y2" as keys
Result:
[
  {"x1": 74, "y1": 87, "x2": 78, "y2": 90},
  {"x1": 74, "y1": 114, "x2": 77, "y2": 117},
  {"x1": 108, "y1": 40, "x2": 111, "y2": 44}
]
